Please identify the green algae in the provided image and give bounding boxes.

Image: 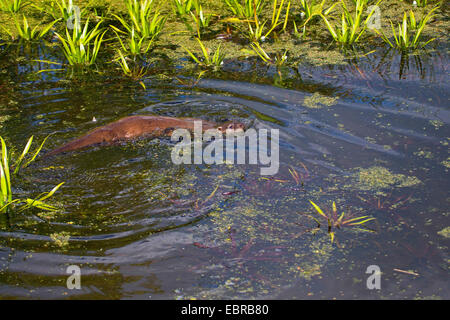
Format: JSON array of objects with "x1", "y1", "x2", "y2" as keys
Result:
[
  {"x1": 351, "y1": 166, "x2": 422, "y2": 193},
  {"x1": 437, "y1": 227, "x2": 450, "y2": 239},
  {"x1": 441, "y1": 158, "x2": 450, "y2": 169},
  {"x1": 0, "y1": 114, "x2": 10, "y2": 129},
  {"x1": 303, "y1": 92, "x2": 339, "y2": 109},
  {"x1": 50, "y1": 231, "x2": 71, "y2": 248}
]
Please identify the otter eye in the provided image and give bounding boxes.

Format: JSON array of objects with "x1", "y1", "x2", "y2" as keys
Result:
[
  {"x1": 217, "y1": 127, "x2": 222, "y2": 132},
  {"x1": 228, "y1": 124, "x2": 233, "y2": 129}
]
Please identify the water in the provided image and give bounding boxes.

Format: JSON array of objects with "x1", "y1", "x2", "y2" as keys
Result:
[{"x1": 0, "y1": 44, "x2": 448, "y2": 299}]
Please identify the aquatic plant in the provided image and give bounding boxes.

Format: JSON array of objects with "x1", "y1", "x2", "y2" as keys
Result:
[
  {"x1": 55, "y1": 19, "x2": 106, "y2": 66},
  {"x1": 182, "y1": 37, "x2": 225, "y2": 69},
  {"x1": 188, "y1": 0, "x2": 212, "y2": 38},
  {"x1": 378, "y1": 7, "x2": 438, "y2": 51},
  {"x1": 414, "y1": 0, "x2": 428, "y2": 7},
  {"x1": 116, "y1": 50, "x2": 148, "y2": 83},
  {"x1": 42, "y1": 0, "x2": 91, "y2": 24},
  {"x1": 250, "y1": 42, "x2": 287, "y2": 67},
  {"x1": 113, "y1": 26, "x2": 154, "y2": 56},
  {"x1": 113, "y1": 0, "x2": 166, "y2": 40},
  {"x1": 308, "y1": 200, "x2": 375, "y2": 243},
  {"x1": 0, "y1": 0, "x2": 28, "y2": 13},
  {"x1": 223, "y1": 0, "x2": 267, "y2": 20},
  {"x1": 320, "y1": 0, "x2": 382, "y2": 46},
  {"x1": 298, "y1": 0, "x2": 338, "y2": 26},
  {"x1": 0, "y1": 136, "x2": 64, "y2": 214},
  {"x1": 172, "y1": 0, "x2": 194, "y2": 17},
  {"x1": 288, "y1": 163, "x2": 309, "y2": 186},
  {"x1": 1, "y1": 14, "x2": 57, "y2": 41},
  {"x1": 243, "y1": 0, "x2": 290, "y2": 42}
]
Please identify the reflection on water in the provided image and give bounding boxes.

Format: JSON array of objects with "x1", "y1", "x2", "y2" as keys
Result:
[{"x1": 0, "y1": 45, "x2": 449, "y2": 299}]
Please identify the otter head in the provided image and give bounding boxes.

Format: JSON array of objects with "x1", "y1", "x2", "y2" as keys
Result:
[{"x1": 217, "y1": 122, "x2": 246, "y2": 135}]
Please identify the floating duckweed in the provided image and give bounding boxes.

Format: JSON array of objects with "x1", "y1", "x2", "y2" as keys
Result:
[
  {"x1": 303, "y1": 92, "x2": 339, "y2": 109},
  {"x1": 437, "y1": 227, "x2": 450, "y2": 239},
  {"x1": 50, "y1": 232, "x2": 71, "y2": 248},
  {"x1": 353, "y1": 166, "x2": 421, "y2": 191},
  {"x1": 292, "y1": 236, "x2": 334, "y2": 280},
  {"x1": 441, "y1": 158, "x2": 450, "y2": 169},
  {"x1": 0, "y1": 115, "x2": 10, "y2": 129},
  {"x1": 429, "y1": 119, "x2": 444, "y2": 130},
  {"x1": 414, "y1": 150, "x2": 433, "y2": 159}
]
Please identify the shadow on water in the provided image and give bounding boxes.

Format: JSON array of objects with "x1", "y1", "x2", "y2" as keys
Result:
[{"x1": 0, "y1": 43, "x2": 449, "y2": 299}]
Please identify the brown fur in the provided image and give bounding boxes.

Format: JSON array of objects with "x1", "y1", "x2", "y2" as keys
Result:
[{"x1": 46, "y1": 115, "x2": 244, "y2": 157}]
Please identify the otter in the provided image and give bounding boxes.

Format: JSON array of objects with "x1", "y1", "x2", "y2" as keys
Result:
[{"x1": 45, "y1": 115, "x2": 245, "y2": 157}]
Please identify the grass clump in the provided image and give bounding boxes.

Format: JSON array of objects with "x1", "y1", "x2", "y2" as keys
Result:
[
  {"x1": 182, "y1": 37, "x2": 225, "y2": 69},
  {"x1": 0, "y1": 136, "x2": 64, "y2": 215},
  {"x1": 378, "y1": 6, "x2": 438, "y2": 51},
  {"x1": 320, "y1": 0, "x2": 383, "y2": 47},
  {"x1": 0, "y1": 14, "x2": 57, "y2": 41},
  {"x1": 56, "y1": 19, "x2": 106, "y2": 66},
  {"x1": 0, "y1": 0, "x2": 28, "y2": 13}
]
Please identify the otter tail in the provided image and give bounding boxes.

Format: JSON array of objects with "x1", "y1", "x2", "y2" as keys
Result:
[{"x1": 43, "y1": 129, "x2": 114, "y2": 158}]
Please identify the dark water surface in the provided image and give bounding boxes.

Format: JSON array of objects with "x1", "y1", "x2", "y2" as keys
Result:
[{"x1": 0, "y1": 44, "x2": 449, "y2": 299}]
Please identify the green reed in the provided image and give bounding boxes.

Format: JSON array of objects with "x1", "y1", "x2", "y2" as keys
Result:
[
  {"x1": 250, "y1": 42, "x2": 287, "y2": 67},
  {"x1": 379, "y1": 6, "x2": 437, "y2": 51},
  {"x1": 113, "y1": 0, "x2": 166, "y2": 40},
  {"x1": 1, "y1": 14, "x2": 57, "y2": 41},
  {"x1": 0, "y1": 136, "x2": 64, "y2": 214},
  {"x1": 42, "y1": 0, "x2": 91, "y2": 24},
  {"x1": 0, "y1": 0, "x2": 28, "y2": 13},
  {"x1": 298, "y1": 0, "x2": 338, "y2": 28},
  {"x1": 188, "y1": 0, "x2": 212, "y2": 38},
  {"x1": 320, "y1": 0, "x2": 383, "y2": 46},
  {"x1": 113, "y1": 26, "x2": 154, "y2": 56},
  {"x1": 182, "y1": 37, "x2": 225, "y2": 69},
  {"x1": 56, "y1": 19, "x2": 106, "y2": 66},
  {"x1": 172, "y1": 0, "x2": 194, "y2": 18},
  {"x1": 243, "y1": 0, "x2": 290, "y2": 42},
  {"x1": 116, "y1": 50, "x2": 147, "y2": 90},
  {"x1": 223, "y1": 0, "x2": 266, "y2": 19}
]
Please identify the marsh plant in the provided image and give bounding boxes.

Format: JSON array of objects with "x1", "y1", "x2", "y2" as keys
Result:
[
  {"x1": 0, "y1": 0, "x2": 28, "y2": 13},
  {"x1": 1, "y1": 14, "x2": 57, "y2": 41},
  {"x1": 43, "y1": 0, "x2": 90, "y2": 25},
  {"x1": 250, "y1": 42, "x2": 287, "y2": 67},
  {"x1": 308, "y1": 200, "x2": 375, "y2": 243},
  {"x1": 182, "y1": 37, "x2": 225, "y2": 69},
  {"x1": 298, "y1": 0, "x2": 338, "y2": 26},
  {"x1": 244, "y1": 0, "x2": 290, "y2": 42},
  {"x1": 223, "y1": 0, "x2": 266, "y2": 20},
  {"x1": 56, "y1": 19, "x2": 106, "y2": 66},
  {"x1": 188, "y1": 0, "x2": 212, "y2": 38},
  {"x1": 116, "y1": 49, "x2": 148, "y2": 81},
  {"x1": 113, "y1": 0, "x2": 166, "y2": 40},
  {"x1": 379, "y1": 6, "x2": 437, "y2": 51},
  {"x1": 113, "y1": 26, "x2": 154, "y2": 56},
  {"x1": 0, "y1": 136, "x2": 64, "y2": 214},
  {"x1": 172, "y1": 0, "x2": 194, "y2": 18},
  {"x1": 321, "y1": 0, "x2": 383, "y2": 46}
]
